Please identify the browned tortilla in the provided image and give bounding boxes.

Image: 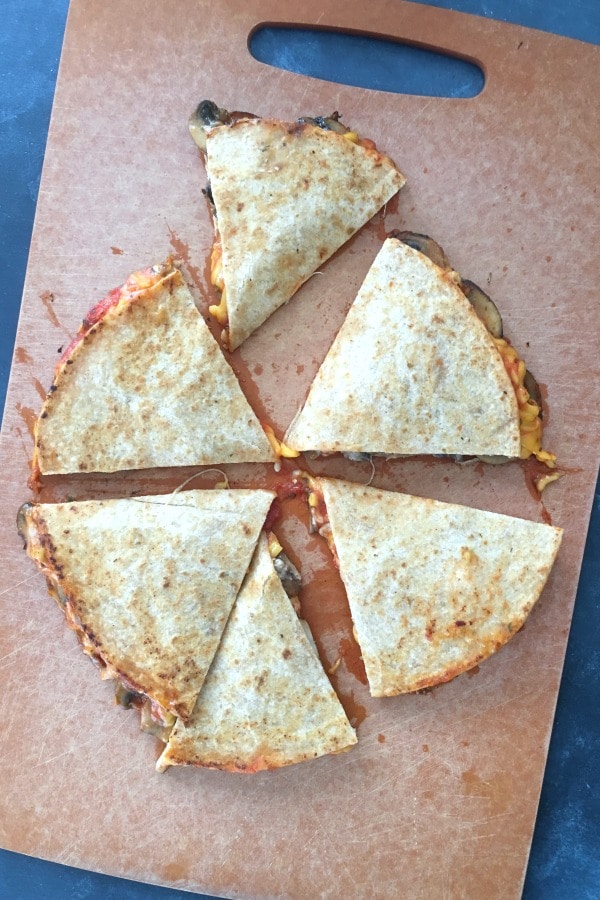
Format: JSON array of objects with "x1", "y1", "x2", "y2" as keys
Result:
[
  {"x1": 33, "y1": 262, "x2": 275, "y2": 476},
  {"x1": 206, "y1": 119, "x2": 406, "y2": 349},
  {"x1": 316, "y1": 478, "x2": 562, "y2": 697},
  {"x1": 285, "y1": 238, "x2": 521, "y2": 458},
  {"x1": 19, "y1": 489, "x2": 275, "y2": 721},
  {"x1": 157, "y1": 535, "x2": 357, "y2": 772}
]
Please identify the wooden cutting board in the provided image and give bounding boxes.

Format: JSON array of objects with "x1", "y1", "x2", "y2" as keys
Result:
[{"x1": 1, "y1": 0, "x2": 599, "y2": 896}]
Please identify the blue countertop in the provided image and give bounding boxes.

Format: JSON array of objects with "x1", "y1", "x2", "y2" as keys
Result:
[{"x1": 1, "y1": 1, "x2": 598, "y2": 897}]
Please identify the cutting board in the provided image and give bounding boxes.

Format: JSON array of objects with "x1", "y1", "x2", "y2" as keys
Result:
[{"x1": 1, "y1": 0, "x2": 599, "y2": 897}]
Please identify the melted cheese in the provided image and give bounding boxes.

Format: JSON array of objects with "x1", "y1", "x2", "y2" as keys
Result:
[
  {"x1": 264, "y1": 425, "x2": 300, "y2": 459},
  {"x1": 209, "y1": 240, "x2": 228, "y2": 325},
  {"x1": 343, "y1": 130, "x2": 377, "y2": 152},
  {"x1": 492, "y1": 337, "x2": 556, "y2": 468},
  {"x1": 535, "y1": 471, "x2": 563, "y2": 493}
]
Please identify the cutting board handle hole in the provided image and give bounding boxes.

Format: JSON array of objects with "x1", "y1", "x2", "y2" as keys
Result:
[{"x1": 249, "y1": 26, "x2": 484, "y2": 98}]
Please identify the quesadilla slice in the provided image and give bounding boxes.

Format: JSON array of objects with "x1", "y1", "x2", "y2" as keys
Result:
[
  {"x1": 296, "y1": 475, "x2": 562, "y2": 697},
  {"x1": 18, "y1": 488, "x2": 275, "y2": 734},
  {"x1": 157, "y1": 534, "x2": 357, "y2": 772},
  {"x1": 189, "y1": 102, "x2": 406, "y2": 350},
  {"x1": 31, "y1": 260, "x2": 275, "y2": 483},
  {"x1": 285, "y1": 235, "x2": 555, "y2": 468}
]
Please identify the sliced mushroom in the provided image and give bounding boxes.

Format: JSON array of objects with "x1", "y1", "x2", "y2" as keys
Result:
[
  {"x1": 115, "y1": 681, "x2": 143, "y2": 709},
  {"x1": 202, "y1": 182, "x2": 216, "y2": 217},
  {"x1": 391, "y1": 231, "x2": 450, "y2": 270},
  {"x1": 300, "y1": 619, "x2": 320, "y2": 656},
  {"x1": 139, "y1": 704, "x2": 175, "y2": 742},
  {"x1": 188, "y1": 100, "x2": 256, "y2": 150},
  {"x1": 189, "y1": 100, "x2": 231, "y2": 149},
  {"x1": 460, "y1": 280, "x2": 503, "y2": 338},
  {"x1": 477, "y1": 455, "x2": 511, "y2": 465},
  {"x1": 297, "y1": 112, "x2": 349, "y2": 134},
  {"x1": 316, "y1": 113, "x2": 349, "y2": 134},
  {"x1": 194, "y1": 100, "x2": 233, "y2": 128},
  {"x1": 344, "y1": 452, "x2": 373, "y2": 462},
  {"x1": 524, "y1": 369, "x2": 543, "y2": 414},
  {"x1": 16, "y1": 503, "x2": 32, "y2": 542},
  {"x1": 273, "y1": 552, "x2": 302, "y2": 598}
]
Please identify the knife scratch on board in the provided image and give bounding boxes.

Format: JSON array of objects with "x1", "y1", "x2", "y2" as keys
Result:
[
  {"x1": 83, "y1": 716, "x2": 130, "y2": 763},
  {"x1": 33, "y1": 747, "x2": 74, "y2": 768},
  {"x1": 366, "y1": 759, "x2": 424, "y2": 792},
  {"x1": 11, "y1": 423, "x2": 31, "y2": 461},
  {"x1": 0, "y1": 572, "x2": 40, "y2": 600},
  {"x1": 304, "y1": 804, "x2": 356, "y2": 885},
  {"x1": 0, "y1": 638, "x2": 39, "y2": 664},
  {"x1": 405, "y1": 97, "x2": 435, "y2": 128},
  {"x1": 54, "y1": 840, "x2": 80, "y2": 864},
  {"x1": 455, "y1": 830, "x2": 503, "y2": 842}
]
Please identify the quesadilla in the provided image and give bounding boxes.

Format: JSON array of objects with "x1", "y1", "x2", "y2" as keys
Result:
[
  {"x1": 285, "y1": 235, "x2": 556, "y2": 468},
  {"x1": 31, "y1": 260, "x2": 275, "y2": 484},
  {"x1": 189, "y1": 101, "x2": 406, "y2": 350},
  {"x1": 157, "y1": 534, "x2": 357, "y2": 772},
  {"x1": 18, "y1": 488, "x2": 275, "y2": 735},
  {"x1": 296, "y1": 474, "x2": 562, "y2": 697}
]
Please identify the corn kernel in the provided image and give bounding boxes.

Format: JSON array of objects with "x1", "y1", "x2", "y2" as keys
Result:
[
  {"x1": 209, "y1": 286, "x2": 228, "y2": 325},
  {"x1": 268, "y1": 537, "x2": 283, "y2": 558},
  {"x1": 263, "y1": 425, "x2": 300, "y2": 459}
]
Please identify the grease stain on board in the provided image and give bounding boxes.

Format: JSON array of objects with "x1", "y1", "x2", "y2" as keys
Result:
[
  {"x1": 338, "y1": 634, "x2": 368, "y2": 686},
  {"x1": 32, "y1": 379, "x2": 47, "y2": 401},
  {"x1": 15, "y1": 347, "x2": 49, "y2": 402},
  {"x1": 166, "y1": 226, "x2": 210, "y2": 307},
  {"x1": 161, "y1": 858, "x2": 193, "y2": 884},
  {"x1": 344, "y1": 692, "x2": 367, "y2": 729},
  {"x1": 15, "y1": 347, "x2": 33, "y2": 364},
  {"x1": 38, "y1": 290, "x2": 72, "y2": 338},
  {"x1": 15, "y1": 404, "x2": 37, "y2": 438},
  {"x1": 461, "y1": 767, "x2": 512, "y2": 814}
]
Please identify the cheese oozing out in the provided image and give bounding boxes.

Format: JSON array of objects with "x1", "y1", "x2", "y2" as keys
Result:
[
  {"x1": 492, "y1": 337, "x2": 555, "y2": 468},
  {"x1": 209, "y1": 240, "x2": 228, "y2": 325},
  {"x1": 264, "y1": 425, "x2": 300, "y2": 460}
]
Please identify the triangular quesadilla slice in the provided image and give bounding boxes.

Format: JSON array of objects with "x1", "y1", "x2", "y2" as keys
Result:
[
  {"x1": 285, "y1": 235, "x2": 555, "y2": 467},
  {"x1": 18, "y1": 488, "x2": 275, "y2": 733},
  {"x1": 157, "y1": 534, "x2": 357, "y2": 772},
  {"x1": 31, "y1": 260, "x2": 275, "y2": 483},
  {"x1": 296, "y1": 475, "x2": 562, "y2": 697},
  {"x1": 190, "y1": 103, "x2": 405, "y2": 350}
]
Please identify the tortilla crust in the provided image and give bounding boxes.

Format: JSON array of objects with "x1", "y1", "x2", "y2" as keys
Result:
[
  {"x1": 206, "y1": 119, "x2": 405, "y2": 350},
  {"x1": 157, "y1": 534, "x2": 356, "y2": 772},
  {"x1": 33, "y1": 263, "x2": 275, "y2": 476},
  {"x1": 20, "y1": 489, "x2": 274, "y2": 720},
  {"x1": 285, "y1": 238, "x2": 521, "y2": 458},
  {"x1": 318, "y1": 478, "x2": 562, "y2": 697}
]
